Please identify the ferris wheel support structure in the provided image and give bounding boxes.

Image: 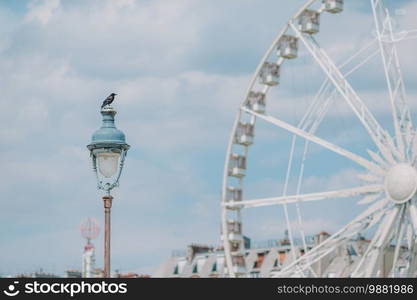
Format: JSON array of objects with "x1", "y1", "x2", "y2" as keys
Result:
[{"x1": 371, "y1": 0, "x2": 413, "y2": 159}]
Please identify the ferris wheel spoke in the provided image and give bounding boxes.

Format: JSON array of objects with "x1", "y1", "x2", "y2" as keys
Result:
[
  {"x1": 409, "y1": 203, "x2": 417, "y2": 235},
  {"x1": 339, "y1": 38, "x2": 377, "y2": 71},
  {"x1": 404, "y1": 219, "x2": 417, "y2": 277},
  {"x1": 289, "y1": 21, "x2": 403, "y2": 163},
  {"x1": 371, "y1": 0, "x2": 413, "y2": 158},
  {"x1": 407, "y1": 244, "x2": 417, "y2": 277},
  {"x1": 399, "y1": 29, "x2": 417, "y2": 42},
  {"x1": 389, "y1": 209, "x2": 407, "y2": 277},
  {"x1": 242, "y1": 107, "x2": 385, "y2": 175},
  {"x1": 301, "y1": 38, "x2": 379, "y2": 134},
  {"x1": 301, "y1": 49, "x2": 380, "y2": 135},
  {"x1": 352, "y1": 205, "x2": 401, "y2": 277},
  {"x1": 274, "y1": 199, "x2": 390, "y2": 277},
  {"x1": 299, "y1": 79, "x2": 332, "y2": 132},
  {"x1": 225, "y1": 185, "x2": 383, "y2": 209}
]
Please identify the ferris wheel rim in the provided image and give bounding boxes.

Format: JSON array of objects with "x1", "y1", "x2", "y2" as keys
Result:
[{"x1": 221, "y1": 0, "x2": 317, "y2": 278}]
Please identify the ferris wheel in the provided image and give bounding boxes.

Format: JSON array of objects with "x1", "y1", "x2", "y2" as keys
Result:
[{"x1": 221, "y1": 0, "x2": 417, "y2": 278}]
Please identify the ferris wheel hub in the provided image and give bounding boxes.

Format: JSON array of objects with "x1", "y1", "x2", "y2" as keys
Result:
[{"x1": 385, "y1": 163, "x2": 417, "y2": 204}]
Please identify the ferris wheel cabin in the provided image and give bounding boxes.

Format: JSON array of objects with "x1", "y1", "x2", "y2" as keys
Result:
[
  {"x1": 227, "y1": 220, "x2": 243, "y2": 243},
  {"x1": 277, "y1": 35, "x2": 299, "y2": 59},
  {"x1": 298, "y1": 9, "x2": 320, "y2": 34},
  {"x1": 259, "y1": 62, "x2": 280, "y2": 86},
  {"x1": 228, "y1": 153, "x2": 246, "y2": 178},
  {"x1": 234, "y1": 122, "x2": 255, "y2": 146},
  {"x1": 323, "y1": 0, "x2": 344, "y2": 14},
  {"x1": 246, "y1": 91, "x2": 266, "y2": 114}
]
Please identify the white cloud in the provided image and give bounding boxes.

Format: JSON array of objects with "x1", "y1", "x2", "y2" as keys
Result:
[
  {"x1": 26, "y1": 0, "x2": 60, "y2": 25},
  {"x1": 302, "y1": 168, "x2": 361, "y2": 192}
]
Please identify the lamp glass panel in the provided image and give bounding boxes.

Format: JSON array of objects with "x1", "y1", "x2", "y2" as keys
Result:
[{"x1": 96, "y1": 152, "x2": 120, "y2": 178}]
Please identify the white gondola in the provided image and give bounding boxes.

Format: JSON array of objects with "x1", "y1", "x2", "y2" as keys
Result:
[
  {"x1": 227, "y1": 220, "x2": 242, "y2": 242},
  {"x1": 299, "y1": 10, "x2": 320, "y2": 34},
  {"x1": 228, "y1": 153, "x2": 246, "y2": 178},
  {"x1": 231, "y1": 255, "x2": 246, "y2": 274},
  {"x1": 246, "y1": 91, "x2": 266, "y2": 114},
  {"x1": 323, "y1": 0, "x2": 343, "y2": 14},
  {"x1": 226, "y1": 186, "x2": 242, "y2": 204},
  {"x1": 259, "y1": 62, "x2": 280, "y2": 86},
  {"x1": 277, "y1": 35, "x2": 298, "y2": 59},
  {"x1": 229, "y1": 240, "x2": 243, "y2": 254},
  {"x1": 235, "y1": 122, "x2": 254, "y2": 146}
]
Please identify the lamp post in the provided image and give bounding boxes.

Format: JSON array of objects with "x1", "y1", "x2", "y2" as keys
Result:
[{"x1": 87, "y1": 104, "x2": 130, "y2": 278}]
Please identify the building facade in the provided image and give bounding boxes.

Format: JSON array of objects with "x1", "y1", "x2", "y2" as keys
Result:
[{"x1": 154, "y1": 232, "x2": 406, "y2": 278}]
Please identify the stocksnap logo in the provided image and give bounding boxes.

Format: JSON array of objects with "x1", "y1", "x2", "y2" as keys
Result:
[{"x1": 3, "y1": 281, "x2": 20, "y2": 297}]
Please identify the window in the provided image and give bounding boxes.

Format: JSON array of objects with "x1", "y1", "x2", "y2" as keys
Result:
[
  {"x1": 347, "y1": 245, "x2": 357, "y2": 256},
  {"x1": 173, "y1": 265, "x2": 179, "y2": 275},
  {"x1": 253, "y1": 253, "x2": 265, "y2": 269},
  {"x1": 278, "y1": 251, "x2": 286, "y2": 265},
  {"x1": 211, "y1": 262, "x2": 217, "y2": 273}
]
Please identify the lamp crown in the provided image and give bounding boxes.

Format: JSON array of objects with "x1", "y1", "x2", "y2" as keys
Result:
[{"x1": 87, "y1": 106, "x2": 129, "y2": 151}]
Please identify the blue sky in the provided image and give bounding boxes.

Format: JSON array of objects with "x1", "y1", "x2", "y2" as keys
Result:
[{"x1": 1, "y1": 0, "x2": 417, "y2": 276}]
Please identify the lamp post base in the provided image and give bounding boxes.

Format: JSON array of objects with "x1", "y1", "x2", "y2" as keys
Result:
[{"x1": 103, "y1": 195, "x2": 113, "y2": 278}]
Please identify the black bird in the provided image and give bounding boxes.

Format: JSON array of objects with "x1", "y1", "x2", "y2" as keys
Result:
[{"x1": 101, "y1": 93, "x2": 117, "y2": 108}]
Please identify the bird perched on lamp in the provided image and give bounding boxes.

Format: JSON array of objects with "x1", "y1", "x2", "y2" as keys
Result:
[{"x1": 101, "y1": 93, "x2": 117, "y2": 108}]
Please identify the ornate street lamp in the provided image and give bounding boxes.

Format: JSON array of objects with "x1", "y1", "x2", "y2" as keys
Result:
[{"x1": 87, "y1": 104, "x2": 130, "y2": 278}]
